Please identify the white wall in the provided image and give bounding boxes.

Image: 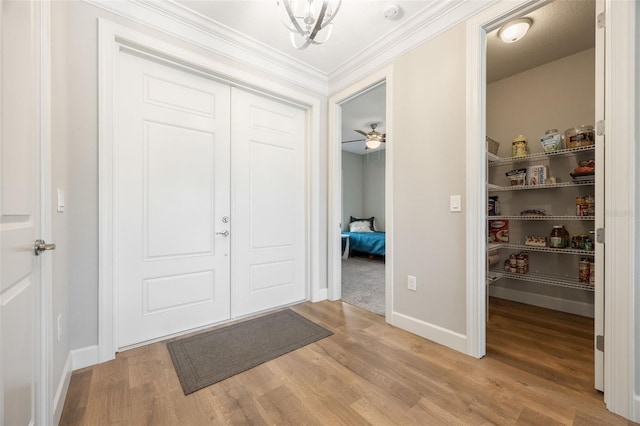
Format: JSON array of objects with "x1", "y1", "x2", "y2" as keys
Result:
[
  {"x1": 486, "y1": 48, "x2": 596, "y2": 314},
  {"x1": 342, "y1": 151, "x2": 386, "y2": 232},
  {"x1": 392, "y1": 23, "x2": 468, "y2": 335},
  {"x1": 58, "y1": 1, "x2": 327, "y2": 352},
  {"x1": 487, "y1": 48, "x2": 595, "y2": 158},
  {"x1": 50, "y1": 0, "x2": 71, "y2": 412}
]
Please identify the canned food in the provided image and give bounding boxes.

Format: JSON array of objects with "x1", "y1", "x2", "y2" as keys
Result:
[
  {"x1": 576, "y1": 196, "x2": 587, "y2": 216},
  {"x1": 585, "y1": 196, "x2": 595, "y2": 216},
  {"x1": 579, "y1": 258, "x2": 590, "y2": 283}
]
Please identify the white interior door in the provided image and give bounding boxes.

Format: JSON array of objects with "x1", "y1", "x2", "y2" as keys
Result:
[
  {"x1": 1, "y1": 0, "x2": 45, "y2": 423},
  {"x1": 232, "y1": 89, "x2": 307, "y2": 317},
  {"x1": 116, "y1": 51, "x2": 231, "y2": 348}
]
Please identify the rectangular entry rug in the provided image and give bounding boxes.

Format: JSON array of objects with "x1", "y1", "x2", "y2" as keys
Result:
[{"x1": 167, "y1": 309, "x2": 333, "y2": 395}]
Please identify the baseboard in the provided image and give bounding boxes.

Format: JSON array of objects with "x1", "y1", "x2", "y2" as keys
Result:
[
  {"x1": 489, "y1": 287, "x2": 594, "y2": 318},
  {"x1": 633, "y1": 394, "x2": 640, "y2": 423},
  {"x1": 311, "y1": 288, "x2": 327, "y2": 302},
  {"x1": 391, "y1": 311, "x2": 467, "y2": 354},
  {"x1": 53, "y1": 352, "x2": 73, "y2": 425},
  {"x1": 71, "y1": 345, "x2": 99, "y2": 371}
]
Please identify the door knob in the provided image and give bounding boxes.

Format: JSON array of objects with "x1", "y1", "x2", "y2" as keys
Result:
[
  {"x1": 34, "y1": 239, "x2": 56, "y2": 256},
  {"x1": 216, "y1": 230, "x2": 229, "y2": 237}
]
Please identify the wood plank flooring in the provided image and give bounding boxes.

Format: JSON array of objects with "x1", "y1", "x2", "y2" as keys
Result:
[{"x1": 60, "y1": 298, "x2": 635, "y2": 425}]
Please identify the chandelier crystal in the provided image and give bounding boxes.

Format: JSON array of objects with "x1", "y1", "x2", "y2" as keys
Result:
[{"x1": 277, "y1": 0, "x2": 342, "y2": 50}]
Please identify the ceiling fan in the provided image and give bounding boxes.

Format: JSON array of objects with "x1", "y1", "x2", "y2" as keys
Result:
[{"x1": 342, "y1": 123, "x2": 386, "y2": 150}]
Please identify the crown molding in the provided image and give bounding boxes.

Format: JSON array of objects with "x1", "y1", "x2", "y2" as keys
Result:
[
  {"x1": 83, "y1": 0, "x2": 330, "y2": 94},
  {"x1": 83, "y1": 0, "x2": 495, "y2": 96},
  {"x1": 328, "y1": 0, "x2": 495, "y2": 94}
]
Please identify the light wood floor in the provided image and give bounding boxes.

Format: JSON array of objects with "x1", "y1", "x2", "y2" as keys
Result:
[{"x1": 60, "y1": 298, "x2": 635, "y2": 425}]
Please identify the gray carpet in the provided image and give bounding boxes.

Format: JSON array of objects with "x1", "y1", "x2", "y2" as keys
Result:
[
  {"x1": 167, "y1": 310, "x2": 333, "y2": 395},
  {"x1": 341, "y1": 257, "x2": 385, "y2": 316}
]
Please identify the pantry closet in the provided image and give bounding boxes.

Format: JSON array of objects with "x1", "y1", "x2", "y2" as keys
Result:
[{"x1": 484, "y1": 0, "x2": 603, "y2": 390}]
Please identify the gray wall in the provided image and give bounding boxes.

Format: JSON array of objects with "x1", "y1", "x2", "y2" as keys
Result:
[
  {"x1": 57, "y1": 1, "x2": 327, "y2": 351},
  {"x1": 363, "y1": 152, "x2": 386, "y2": 231},
  {"x1": 342, "y1": 151, "x2": 386, "y2": 232},
  {"x1": 341, "y1": 151, "x2": 364, "y2": 230},
  {"x1": 392, "y1": 23, "x2": 468, "y2": 335}
]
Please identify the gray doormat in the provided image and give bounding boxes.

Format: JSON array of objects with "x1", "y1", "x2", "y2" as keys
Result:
[{"x1": 167, "y1": 309, "x2": 333, "y2": 395}]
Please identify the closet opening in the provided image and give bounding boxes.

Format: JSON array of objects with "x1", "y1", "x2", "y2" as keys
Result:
[
  {"x1": 484, "y1": 0, "x2": 603, "y2": 394},
  {"x1": 338, "y1": 83, "x2": 387, "y2": 316}
]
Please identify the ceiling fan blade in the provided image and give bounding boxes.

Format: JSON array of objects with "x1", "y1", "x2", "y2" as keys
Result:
[
  {"x1": 342, "y1": 139, "x2": 365, "y2": 144},
  {"x1": 354, "y1": 129, "x2": 368, "y2": 137}
]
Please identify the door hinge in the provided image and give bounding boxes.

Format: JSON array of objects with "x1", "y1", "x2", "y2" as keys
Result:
[
  {"x1": 596, "y1": 228, "x2": 605, "y2": 244},
  {"x1": 596, "y1": 335, "x2": 604, "y2": 352},
  {"x1": 597, "y1": 12, "x2": 605, "y2": 29},
  {"x1": 596, "y1": 120, "x2": 605, "y2": 136}
]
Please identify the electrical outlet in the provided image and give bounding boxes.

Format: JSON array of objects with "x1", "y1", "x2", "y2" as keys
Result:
[
  {"x1": 57, "y1": 314, "x2": 62, "y2": 342},
  {"x1": 408, "y1": 275, "x2": 417, "y2": 291}
]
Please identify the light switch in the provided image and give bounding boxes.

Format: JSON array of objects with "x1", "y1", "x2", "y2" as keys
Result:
[
  {"x1": 450, "y1": 195, "x2": 462, "y2": 212},
  {"x1": 57, "y1": 188, "x2": 65, "y2": 212}
]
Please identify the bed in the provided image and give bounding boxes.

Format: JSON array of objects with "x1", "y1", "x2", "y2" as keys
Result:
[
  {"x1": 342, "y1": 216, "x2": 386, "y2": 257},
  {"x1": 342, "y1": 231, "x2": 386, "y2": 257}
]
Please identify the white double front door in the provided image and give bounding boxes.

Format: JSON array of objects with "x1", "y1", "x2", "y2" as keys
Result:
[{"x1": 116, "y1": 51, "x2": 307, "y2": 348}]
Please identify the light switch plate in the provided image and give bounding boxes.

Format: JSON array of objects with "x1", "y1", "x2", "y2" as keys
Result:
[
  {"x1": 450, "y1": 195, "x2": 462, "y2": 212},
  {"x1": 57, "y1": 188, "x2": 65, "y2": 212}
]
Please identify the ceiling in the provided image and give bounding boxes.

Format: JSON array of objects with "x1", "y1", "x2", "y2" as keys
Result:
[
  {"x1": 174, "y1": 0, "x2": 438, "y2": 75},
  {"x1": 170, "y1": 0, "x2": 595, "y2": 155}
]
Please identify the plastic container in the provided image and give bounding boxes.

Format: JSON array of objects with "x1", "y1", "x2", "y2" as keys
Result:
[
  {"x1": 540, "y1": 129, "x2": 562, "y2": 152},
  {"x1": 511, "y1": 135, "x2": 528, "y2": 158},
  {"x1": 564, "y1": 125, "x2": 594, "y2": 148}
]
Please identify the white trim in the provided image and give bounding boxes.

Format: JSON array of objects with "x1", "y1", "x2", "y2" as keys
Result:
[
  {"x1": 328, "y1": 0, "x2": 492, "y2": 94},
  {"x1": 71, "y1": 345, "x2": 100, "y2": 371},
  {"x1": 488, "y1": 289, "x2": 594, "y2": 318},
  {"x1": 53, "y1": 353, "x2": 72, "y2": 426},
  {"x1": 311, "y1": 288, "x2": 327, "y2": 303},
  {"x1": 391, "y1": 311, "x2": 467, "y2": 354},
  {"x1": 98, "y1": 20, "x2": 322, "y2": 362},
  {"x1": 602, "y1": 0, "x2": 636, "y2": 420},
  {"x1": 83, "y1": 0, "x2": 328, "y2": 95},
  {"x1": 465, "y1": 0, "x2": 544, "y2": 359},
  {"x1": 327, "y1": 66, "x2": 394, "y2": 322}
]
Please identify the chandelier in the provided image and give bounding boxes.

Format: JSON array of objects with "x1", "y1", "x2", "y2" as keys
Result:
[{"x1": 277, "y1": 0, "x2": 342, "y2": 50}]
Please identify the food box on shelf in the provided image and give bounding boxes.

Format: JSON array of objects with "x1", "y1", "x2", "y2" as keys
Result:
[
  {"x1": 525, "y1": 236, "x2": 547, "y2": 247},
  {"x1": 489, "y1": 220, "x2": 509, "y2": 243},
  {"x1": 526, "y1": 165, "x2": 548, "y2": 186}
]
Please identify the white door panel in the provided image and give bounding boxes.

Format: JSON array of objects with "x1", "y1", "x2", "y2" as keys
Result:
[
  {"x1": 232, "y1": 89, "x2": 307, "y2": 317},
  {"x1": 117, "y1": 52, "x2": 231, "y2": 348},
  {"x1": 1, "y1": 0, "x2": 43, "y2": 423}
]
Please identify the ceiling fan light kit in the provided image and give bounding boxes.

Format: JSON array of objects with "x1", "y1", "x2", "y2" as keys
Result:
[
  {"x1": 277, "y1": 0, "x2": 342, "y2": 50},
  {"x1": 343, "y1": 123, "x2": 386, "y2": 152},
  {"x1": 498, "y1": 18, "x2": 533, "y2": 43}
]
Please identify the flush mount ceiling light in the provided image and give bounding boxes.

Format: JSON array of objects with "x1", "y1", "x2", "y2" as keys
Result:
[
  {"x1": 498, "y1": 18, "x2": 533, "y2": 43},
  {"x1": 277, "y1": 0, "x2": 342, "y2": 50}
]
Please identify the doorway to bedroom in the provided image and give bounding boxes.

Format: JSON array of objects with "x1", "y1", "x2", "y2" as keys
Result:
[{"x1": 339, "y1": 83, "x2": 386, "y2": 316}]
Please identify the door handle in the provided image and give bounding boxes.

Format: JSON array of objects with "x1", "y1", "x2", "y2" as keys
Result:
[
  {"x1": 216, "y1": 230, "x2": 229, "y2": 237},
  {"x1": 34, "y1": 239, "x2": 56, "y2": 256}
]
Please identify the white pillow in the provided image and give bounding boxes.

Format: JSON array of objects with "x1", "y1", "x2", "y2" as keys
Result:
[{"x1": 349, "y1": 221, "x2": 373, "y2": 232}]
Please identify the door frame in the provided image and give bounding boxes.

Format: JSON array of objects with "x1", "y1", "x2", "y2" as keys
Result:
[
  {"x1": 97, "y1": 20, "x2": 322, "y2": 362},
  {"x1": 465, "y1": 0, "x2": 637, "y2": 420},
  {"x1": 328, "y1": 66, "x2": 394, "y2": 321}
]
